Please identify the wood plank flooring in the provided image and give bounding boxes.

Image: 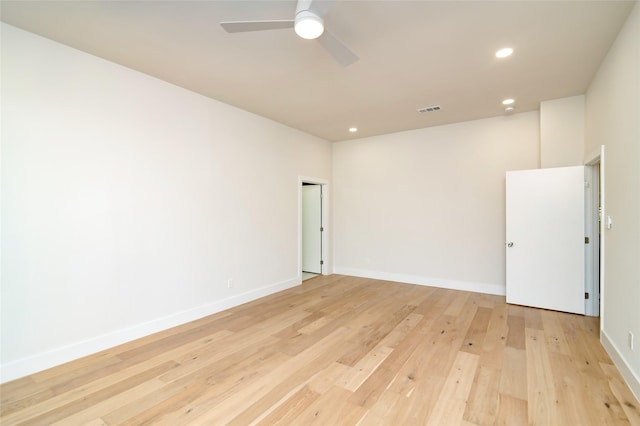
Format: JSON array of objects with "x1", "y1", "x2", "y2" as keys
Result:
[{"x1": 1, "y1": 274, "x2": 639, "y2": 425}]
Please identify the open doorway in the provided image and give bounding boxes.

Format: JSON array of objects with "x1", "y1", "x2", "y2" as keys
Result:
[
  {"x1": 302, "y1": 183, "x2": 322, "y2": 280},
  {"x1": 585, "y1": 148, "x2": 603, "y2": 317},
  {"x1": 299, "y1": 177, "x2": 329, "y2": 281}
]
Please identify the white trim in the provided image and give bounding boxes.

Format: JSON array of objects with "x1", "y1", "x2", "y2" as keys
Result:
[
  {"x1": 298, "y1": 176, "x2": 330, "y2": 277},
  {"x1": 585, "y1": 147, "x2": 603, "y2": 165},
  {"x1": 333, "y1": 267, "x2": 505, "y2": 296},
  {"x1": 601, "y1": 329, "x2": 640, "y2": 401},
  {"x1": 599, "y1": 145, "x2": 606, "y2": 332},
  {"x1": 0, "y1": 276, "x2": 300, "y2": 384}
]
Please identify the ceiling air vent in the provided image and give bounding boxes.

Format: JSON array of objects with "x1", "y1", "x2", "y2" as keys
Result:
[{"x1": 418, "y1": 105, "x2": 441, "y2": 113}]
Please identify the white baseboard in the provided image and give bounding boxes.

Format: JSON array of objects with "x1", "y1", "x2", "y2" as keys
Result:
[
  {"x1": 601, "y1": 329, "x2": 640, "y2": 401},
  {"x1": 333, "y1": 267, "x2": 505, "y2": 296},
  {"x1": 0, "y1": 276, "x2": 301, "y2": 384}
]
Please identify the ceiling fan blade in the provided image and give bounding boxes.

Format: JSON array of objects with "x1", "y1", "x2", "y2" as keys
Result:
[
  {"x1": 317, "y1": 29, "x2": 359, "y2": 67},
  {"x1": 220, "y1": 20, "x2": 294, "y2": 33}
]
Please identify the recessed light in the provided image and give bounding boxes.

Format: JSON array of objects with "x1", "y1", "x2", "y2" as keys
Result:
[
  {"x1": 496, "y1": 47, "x2": 514, "y2": 58},
  {"x1": 348, "y1": 127, "x2": 358, "y2": 133},
  {"x1": 505, "y1": 106, "x2": 515, "y2": 112},
  {"x1": 502, "y1": 98, "x2": 515, "y2": 105}
]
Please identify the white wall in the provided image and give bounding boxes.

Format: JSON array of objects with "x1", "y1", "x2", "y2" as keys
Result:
[
  {"x1": 584, "y1": 3, "x2": 640, "y2": 399},
  {"x1": 540, "y1": 95, "x2": 585, "y2": 168},
  {"x1": 333, "y1": 112, "x2": 540, "y2": 295},
  {"x1": 0, "y1": 23, "x2": 332, "y2": 382}
]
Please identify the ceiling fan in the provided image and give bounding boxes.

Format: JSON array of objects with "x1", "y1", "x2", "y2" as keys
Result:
[{"x1": 220, "y1": 0, "x2": 359, "y2": 67}]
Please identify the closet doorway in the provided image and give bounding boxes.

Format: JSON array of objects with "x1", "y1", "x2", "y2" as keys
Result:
[{"x1": 299, "y1": 177, "x2": 329, "y2": 281}]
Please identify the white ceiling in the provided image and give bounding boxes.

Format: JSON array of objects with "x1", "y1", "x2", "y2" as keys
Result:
[{"x1": 1, "y1": 0, "x2": 635, "y2": 141}]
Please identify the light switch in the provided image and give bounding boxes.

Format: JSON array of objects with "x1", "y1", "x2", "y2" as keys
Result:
[{"x1": 607, "y1": 215, "x2": 613, "y2": 229}]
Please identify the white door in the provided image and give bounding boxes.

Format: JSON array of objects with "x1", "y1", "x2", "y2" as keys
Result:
[
  {"x1": 506, "y1": 166, "x2": 585, "y2": 314},
  {"x1": 302, "y1": 184, "x2": 322, "y2": 274}
]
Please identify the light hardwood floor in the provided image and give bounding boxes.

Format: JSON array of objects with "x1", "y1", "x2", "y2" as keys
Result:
[{"x1": 1, "y1": 274, "x2": 639, "y2": 425}]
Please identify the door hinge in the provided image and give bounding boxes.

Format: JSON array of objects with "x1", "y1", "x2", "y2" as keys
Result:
[
  {"x1": 585, "y1": 292, "x2": 589, "y2": 299},
  {"x1": 320, "y1": 260, "x2": 324, "y2": 265},
  {"x1": 585, "y1": 236, "x2": 589, "y2": 244},
  {"x1": 320, "y1": 227, "x2": 324, "y2": 232}
]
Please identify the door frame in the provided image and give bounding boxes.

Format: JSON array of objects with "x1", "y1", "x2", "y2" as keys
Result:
[
  {"x1": 298, "y1": 176, "x2": 330, "y2": 278},
  {"x1": 585, "y1": 146, "x2": 605, "y2": 321}
]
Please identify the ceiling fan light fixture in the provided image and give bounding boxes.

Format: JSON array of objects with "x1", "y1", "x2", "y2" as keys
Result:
[{"x1": 294, "y1": 10, "x2": 324, "y2": 39}]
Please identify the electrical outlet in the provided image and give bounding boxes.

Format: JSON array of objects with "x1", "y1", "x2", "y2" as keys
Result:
[
  {"x1": 629, "y1": 332, "x2": 634, "y2": 351},
  {"x1": 227, "y1": 278, "x2": 233, "y2": 288}
]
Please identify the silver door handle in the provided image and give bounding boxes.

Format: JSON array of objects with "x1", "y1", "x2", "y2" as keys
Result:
[{"x1": 507, "y1": 242, "x2": 514, "y2": 247}]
